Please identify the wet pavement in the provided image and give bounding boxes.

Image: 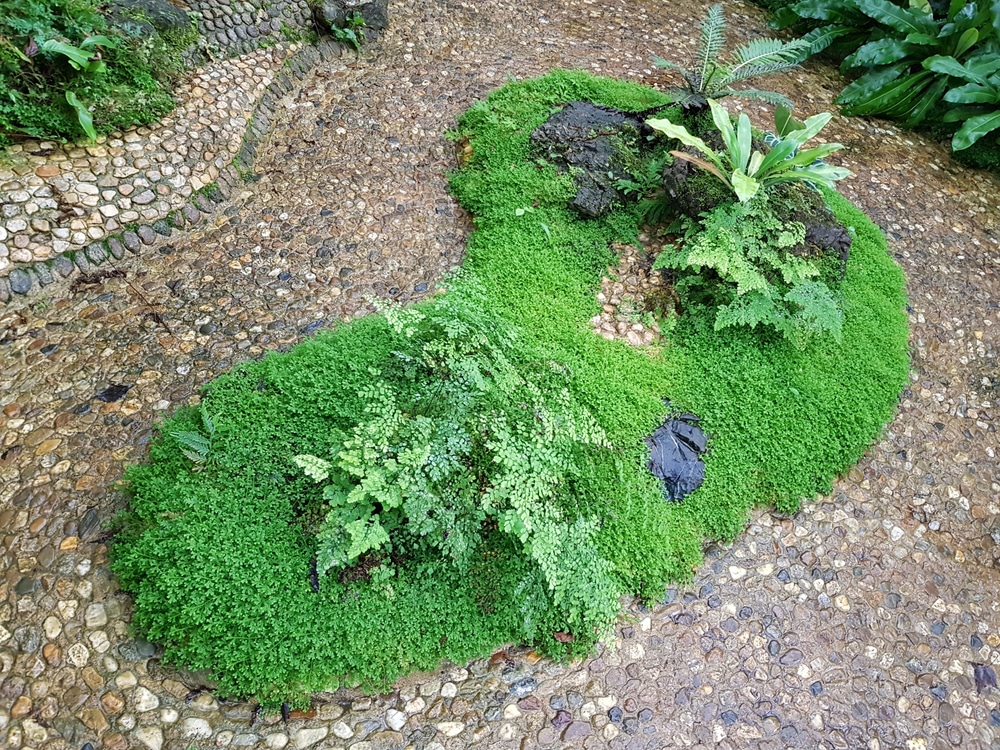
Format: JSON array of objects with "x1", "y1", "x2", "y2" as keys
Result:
[{"x1": 1, "y1": 1, "x2": 998, "y2": 748}]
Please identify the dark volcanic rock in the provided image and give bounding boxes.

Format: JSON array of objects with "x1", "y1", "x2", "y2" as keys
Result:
[
  {"x1": 646, "y1": 405, "x2": 708, "y2": 502},
  {"x1": 107, "y1": 0, "x2": 192, "y2": 33},
  {"x1": 531, "y1": 101, "x2": 647, "y2": 218},
  {"x1": 315, "y1": 0, "x2": 390, "y2": 32}
]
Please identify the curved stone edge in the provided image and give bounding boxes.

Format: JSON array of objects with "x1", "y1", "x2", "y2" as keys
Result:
[{"x1": 0, "y1": 38, "x2": 345, "y2": 307}]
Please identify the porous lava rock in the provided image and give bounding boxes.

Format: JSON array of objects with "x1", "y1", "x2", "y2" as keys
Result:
[{"x1": 531, "y1": 102, "x2": 648, "y2": 218}]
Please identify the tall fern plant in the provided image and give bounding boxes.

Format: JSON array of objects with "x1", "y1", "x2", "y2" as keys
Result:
[{"x1": 655, "y1": 4, "x2": 811, "y2": 109}]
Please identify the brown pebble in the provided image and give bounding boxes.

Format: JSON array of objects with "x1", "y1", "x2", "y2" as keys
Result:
[
  {"x1": 518, "y1": 696, "x2": 542, "y2": 711},
  {"x1": 11, "y1": 695, "x2": 32, "y2": 718},
  {"x1": 103, "y1": 732, "x2": 127, "y2": 750},
  {"x1": 60, "y1": 536, "x2": 79, "y2": 551},
  {"x1": 28, "y1": 517, "x2": 47, "y2": 534},
  {"x1": 82, "y1": 666, "x2": 105, "y2": 691},
  {"x1": 78, "y1": 707, "x2": 110, "y2": 734},
  {"x1": 42, "y1": 644, "x2": 61, "y2": 666},
  {"x1": 101, "y1": 691, "x2": 125, "y2": 714}
]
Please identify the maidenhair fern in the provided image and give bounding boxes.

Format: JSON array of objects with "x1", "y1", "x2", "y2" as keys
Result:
[
  {"x1": 655, "y1": 196, "x2": 844, "y2": 347},
  {"x1": 295, "y1": 286, "x2": 621, "y2": 635}
]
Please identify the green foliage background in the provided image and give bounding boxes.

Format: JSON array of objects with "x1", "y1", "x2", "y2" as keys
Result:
[
  {"x1": 111, "y1": 71, "x2": 909, "y2": 706},
  {"x1": 0, "y1": 0, "x2": 197, "y2": 145}
]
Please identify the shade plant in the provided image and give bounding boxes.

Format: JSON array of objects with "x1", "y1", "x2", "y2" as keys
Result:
[
  {"x1": 0, "y1": 0, "x2": 198, "y2": 145},
  {"x1": 112, "y1": 70, "x2": 909, "y2": 707}
]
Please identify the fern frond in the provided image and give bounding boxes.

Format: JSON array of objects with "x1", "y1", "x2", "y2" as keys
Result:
[
  {"x1": 725, "y1": 37, "x2": 809, "y2": 84},
  {"x1": 722, "y1": 88, "x2": 794, "y2": 108},
  {"x1": 695, "y1": 4, "x2": 727, "y2": 93}
]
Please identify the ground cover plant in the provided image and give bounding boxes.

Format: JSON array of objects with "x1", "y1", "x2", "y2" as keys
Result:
[
  {"x1": 111, "y1": 70, "x2": 909, "y2": 707},
  {"x1": 0, "y1": 0, "x2": 197, "y2": 145}
]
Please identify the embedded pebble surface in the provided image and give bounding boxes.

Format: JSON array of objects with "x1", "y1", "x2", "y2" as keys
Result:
[{"x1": 1, "y1": 1, "x2": 999, "y2": 749}]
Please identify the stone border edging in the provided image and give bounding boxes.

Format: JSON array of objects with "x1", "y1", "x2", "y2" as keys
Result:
[{"x1": 0, "y1": 38, "x2": 344, "y2": 306}]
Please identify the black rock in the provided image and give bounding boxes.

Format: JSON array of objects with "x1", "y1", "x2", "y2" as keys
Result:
[
  {"x1": 107, "y1": 0, "x2": 192, "y2": 32},
  {"x1": 531, "y1": 101, "x2": 647, "y2": 218},
  {"x1": 314, "y1": 0, "x2": 389, "y2": 32},
  {"x1": 95, "y1": 384, "x2": 132, "y2": 402},
  {"x1": 645, "y1": 404, "x2": 707, "y2": 502}
]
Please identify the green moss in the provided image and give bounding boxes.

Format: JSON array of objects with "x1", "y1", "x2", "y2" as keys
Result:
[{"x1": 112, "y1": 70, "x2": 909, "y2": 706}]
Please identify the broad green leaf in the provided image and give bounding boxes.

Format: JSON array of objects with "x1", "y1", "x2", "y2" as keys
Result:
[
  {"x1": 840, "y1": 70, "x2": 933, "y2": 116},
  {"x1": 79, "y1": 34, "x2": 117, "y2": 50},
  {"x1": 903, "y1": 32, "x2": 938, "y2": 45},
  {"x1": 774, "y1": 105, "x2": 805, "y2": 137},
  {"x1": 730, "y1": 170, "x2": 759, "y2": 203},
  {"x1": 845, "y1": 37, "x2": 913, "y2": 69},
  {"x1": 837, "y1": 64, "x2": 906, "y2": 105},
  {"x1": 793, "y1": 0, "x2": 861, "y2": 22},
  {"x1": 736, "y1": 112, "x2": 752, "y2": 173},
  {"x1": 942, "y1": 103, "x2": 994, "y2": 121},
  {"x1": 901, "y1": 78, "x2": 949, "y2": 127},
  {"x1": 944, "y1": 81, "x2": 1000, "y2": 103},
  {"x1": 756, "y1": 136, "x2": 803, "y2": 174},
  {"x1": 856, "y1": 0, "x2": 936, "y2": 35},
  {"x1": 646, "y1": 117, "x2": 717, "y2": 162},
  {"x1": 954, "y1": 28, "x2": 980, "y2": 57},
  {"x1": 65, "y1": 91, "x2": 96, "y2": 141},
  {"x1": 786, "y1": 111, "x2": 834, "y2": 146},
  {"x1": 909, "y1": 0, "x2": 931, "y2": 12},
  {"x1": 708, "y1": 99, "x2": 739, "y2": 164},
  {"x1": 40, "y1": 39, "x2": 91, "y2": 69},
  {"x1": 953, "y1": 109, "x2": 1000, "y2": 149},
  {"x1": 801, "y1": 24, "x2": 855, "y2": 54},
  {"x1": 747, "y1": 150, "x2": 765, "y2": 176},
  {"x1": 926, "y1": 54, "x2": 990, "y2": 84}
]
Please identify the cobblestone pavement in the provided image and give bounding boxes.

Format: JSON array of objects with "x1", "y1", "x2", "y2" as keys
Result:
[{"x1": 1, "y1": 1, "x2": 999, "y2": 749}]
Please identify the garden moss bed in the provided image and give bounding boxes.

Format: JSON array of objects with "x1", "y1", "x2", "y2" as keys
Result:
[{"x1": 111, "y1": 71, "x2": 910, "y2": 706}]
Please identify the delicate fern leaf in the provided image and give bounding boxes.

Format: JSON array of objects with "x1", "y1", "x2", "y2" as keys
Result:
[
  {"x1": 726, "y1": 37, "x2": 809, "y2": 81},
  {"x1": 170, "y1": 430, "x2": 211, "y2": 463},
  {"x1": 294, "y1": 454, "x2": 332, "y2": 482},
  {"x1": 696, "y1": 4, "x2": 728, "y2": 93}
]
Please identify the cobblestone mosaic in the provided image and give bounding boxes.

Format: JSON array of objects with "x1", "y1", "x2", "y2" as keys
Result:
[{"x1": 0, "y1": 1, "x2": 998, "y2": 749}]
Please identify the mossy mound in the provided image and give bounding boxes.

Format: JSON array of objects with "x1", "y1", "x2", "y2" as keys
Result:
[{"x1": 111, "y1": 70, "x2": 909, "y2": 706}]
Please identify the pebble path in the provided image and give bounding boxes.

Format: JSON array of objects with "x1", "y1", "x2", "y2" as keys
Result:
[{"x1": 1, "y1": 1, "x2": 998, "y2": 749}]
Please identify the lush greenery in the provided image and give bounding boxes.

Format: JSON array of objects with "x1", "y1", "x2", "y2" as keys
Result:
[
  {"x1": 655, "y1": 3, "x2": 812, "y2": 109},
  {"x1": 0, "y1": 0, "x2": 197, "y2": 145},
  {"x1": 758, "y1": 0, "x2": 1000, "y2": 155},
  {"x1": 647, "y1": 98, "x2": 851, "y2": 203},
  {"x1": 112, "y1": 71, "x2": 909, "y2": 707}
]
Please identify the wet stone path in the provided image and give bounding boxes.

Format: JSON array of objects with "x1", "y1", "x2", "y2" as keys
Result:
[{"x1": 1, "y1": 0, "x2": 999, "y2": 748}]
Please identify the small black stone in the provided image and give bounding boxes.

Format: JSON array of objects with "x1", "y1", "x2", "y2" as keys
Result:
[
  {"x1": 414, "y1": 282, "x2": 428, "y2": 293},
  {"x1": 738, "y1": 606, "x2": 753, "y2": 620},
  {"x1": 776, "y1": 569, "x2": 791, "y2": 583},
  {"x1": 991, "y1": 708, "x2": 1000, "y2": 727},
  {"x1": 278, "y1": 270, "x2": 291, "y2": 281},
  {"x1": 95, "y1": 384, "x2": 132, "y2": 402},
  {"x1": 14, "y1": 577, "x2": 38, "y2": 596},
  {"x1": 73, "y1": 403, "x2": 92, "y2": 415},
  {"x1": 41, "y1": 343, "x2": 58, "y2": 355},
  {"x1": 320, "y1": 208, "x2": 332, "y2": 216},
  {"x1": 199, "y1": 323, "x2": 218, "y2": 335},
  {"x1": 971, "y1": 634, "x2": 984, "y2": 650}
]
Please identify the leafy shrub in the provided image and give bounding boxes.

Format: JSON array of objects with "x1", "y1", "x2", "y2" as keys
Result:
[
  {"x1": 762, "y1": 0, "x2": 1000, "y2": 155},
  {"x1": 647, "y1": 99, "x2": 851, "y2": 203},
  {"x1": 654, "y1": 3, "x2": 811, "y2": 109},
  {"x1": 654, "y1": 195, "x2": 844, "y2": 348},
  {"x1": 0, "y1": 0, "x2": 197, "y2": 145}
]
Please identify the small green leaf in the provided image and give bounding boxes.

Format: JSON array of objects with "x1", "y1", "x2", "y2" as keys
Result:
[{"x1": 65, "y1": 91, "x2": 97, "y2": 141}]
